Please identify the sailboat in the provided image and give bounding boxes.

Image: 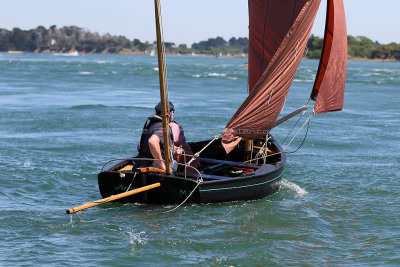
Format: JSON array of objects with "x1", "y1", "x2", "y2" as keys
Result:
[
  {"x1": 150, "y1": 47, "x2": 155, "y2": 57},
  {"x1": 67, "y1": 0, "x2": 347, "y2": 214}
]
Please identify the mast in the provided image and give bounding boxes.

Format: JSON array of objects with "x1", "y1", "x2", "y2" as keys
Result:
[{"x1": 154, "y1": 0, "x2": 172, "y2": 174}]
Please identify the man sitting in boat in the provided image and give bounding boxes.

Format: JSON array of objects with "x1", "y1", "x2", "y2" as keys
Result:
[
  {"x1": 138, "y1": 101, "x2": 199, "y2": 172},
  {"x1": 137, "y1": 101, "x2": 175, "y2": 170}
]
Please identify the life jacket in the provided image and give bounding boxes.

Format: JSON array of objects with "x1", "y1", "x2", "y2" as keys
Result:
[{"x1": 138, "y1": 114, "x2": 174, "y2": 159}]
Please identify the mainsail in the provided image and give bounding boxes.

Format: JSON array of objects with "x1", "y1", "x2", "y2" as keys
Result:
[
  {"x1": 222, "y1": 0, "x2": 347, "y2": 153},
  {"x1": 248, "y1": 0, "x2": 314, "y2": 93},
  {"x1": 222, "y1": 0, "x2": 322, "y2": 153}
]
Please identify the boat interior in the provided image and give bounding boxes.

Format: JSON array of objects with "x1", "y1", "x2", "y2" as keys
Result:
[{"x1": 106, "y1": 137, "x2": 282, "y2": 180}]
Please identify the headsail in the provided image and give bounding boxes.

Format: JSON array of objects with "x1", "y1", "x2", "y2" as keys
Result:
[
  {"x1": 222, "y1": 0, "x2": 322, "y2": 153},
  {"x1": 311, "y1": 0, "x2": 347, "y2": 114}
]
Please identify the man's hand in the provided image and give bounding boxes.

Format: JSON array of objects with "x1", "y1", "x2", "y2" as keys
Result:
[{"x1": 174, "y1": 145, "x2": 184, "y2": 155}]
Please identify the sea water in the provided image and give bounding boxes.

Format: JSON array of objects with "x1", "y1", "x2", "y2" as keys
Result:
[{"x1": 0, "y1": 53, "x2": 399, "y2": 265}]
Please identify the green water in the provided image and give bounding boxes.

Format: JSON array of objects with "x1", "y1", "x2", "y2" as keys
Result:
[{"x1": 0, "y1": 53, "x2": 399, "y2": 265}]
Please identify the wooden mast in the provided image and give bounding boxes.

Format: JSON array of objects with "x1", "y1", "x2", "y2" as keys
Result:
[{"x1": 154, "y1": 0, "x2": 172, "y2": 174}]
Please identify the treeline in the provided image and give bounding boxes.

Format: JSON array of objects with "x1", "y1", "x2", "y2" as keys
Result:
[
  {"x1": 307, "y1": 34, "x2": 400, "y2": 60},
  {"x1": 0, "y1": 26, "x2": 140, "y2": 53},
  {"x1": 1, "y1": 26, "x2": 400, "y2": 60},
  {"x1": 0, "y1": 25, "x2": 248, "y2": 56}
]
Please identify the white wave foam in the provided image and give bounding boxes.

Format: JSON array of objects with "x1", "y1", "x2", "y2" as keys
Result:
[
  {"x1": 293, "y1": 79, "x2": 314, "y2": 82},
  {"x1": 280, "y1": 179, "x2": 308, "y2": 198},
  {"x1": 372, "y1": 68, "x2": 398, "y2": 74},
  {"x1": 53, "y1": 52, "x2": 79, "y2": 56},
  {"x1": 208, "y1": 73, "x2": 226, "y2": 77},
  {"x1": 79, "y1": 71, "x2": 93, "y2": 75},
  {"x1": 128, "y1": 230, "x2": 147, "y2": 245},
  {"x1": 153, "y1": 67, "x2": 159, "y2": 71}
]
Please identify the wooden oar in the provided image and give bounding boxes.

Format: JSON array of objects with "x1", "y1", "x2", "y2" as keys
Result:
[{"x1": 66, "y1": 182, "x2": 161, "y2": 214}]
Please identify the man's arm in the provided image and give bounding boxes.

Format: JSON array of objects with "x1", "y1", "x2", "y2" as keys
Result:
[{"x1": 148, "y1": 134, "x2": 166, "y2": 170}]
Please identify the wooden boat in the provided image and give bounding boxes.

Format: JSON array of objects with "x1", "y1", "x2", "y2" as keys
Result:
[
  {"x1": 97, "y1": 0, "x2": 347, "y2": 205},
  {"x1": 99, "y1": 137, "x2": 285, "y2": 204}
]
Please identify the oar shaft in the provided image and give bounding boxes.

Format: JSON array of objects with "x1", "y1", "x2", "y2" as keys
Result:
[{"x1": 66, "y1": 182, "x2": 161, "y2": 214}]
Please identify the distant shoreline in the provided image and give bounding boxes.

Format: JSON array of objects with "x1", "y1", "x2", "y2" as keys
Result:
[
  {"x1": 2, "y1": 26, "x2": 400, "y2": 62},
  {"x1": 2, "y1": 50, "x2": 399, "y2": 62}
]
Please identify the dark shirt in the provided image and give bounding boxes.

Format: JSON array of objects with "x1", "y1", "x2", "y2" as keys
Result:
[{"x1": 138, "y1": 116, "x2": 174, "y2": 160}]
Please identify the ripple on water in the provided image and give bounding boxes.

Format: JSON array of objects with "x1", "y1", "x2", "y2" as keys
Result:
[{"x1": 0, "y1": 55, "x2": 399, "y2": 265}]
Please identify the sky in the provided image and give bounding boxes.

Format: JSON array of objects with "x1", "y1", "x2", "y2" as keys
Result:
[{"x1": 1, "y1": 0, "x2": 399, "y2": 45}]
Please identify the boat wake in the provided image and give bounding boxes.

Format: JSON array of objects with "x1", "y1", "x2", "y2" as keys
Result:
[{"x1": 280, "y1": 179, "x2": 308, "y2": 198}]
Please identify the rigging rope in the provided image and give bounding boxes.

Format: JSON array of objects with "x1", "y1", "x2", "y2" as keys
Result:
[
  {"x1": 244, "y1": 111, "x2": 314, "y2": 164},
  {"x1": 95, "y1": 133, "x2": 222, "y2": 215},
  {"x1": 282, "y1": 112, "x2": 314, "y2": 152},
  {"x1": 286, "y1": 115, "x2": 311, "y2": 154},
  {"x1": 186, "y1": 134, "x2": 220, "y2": 167},
  {"x1": 156, "y1": 132, "x2": 222, "y2": 213},
  {"x1": 74, "y1": 212, "x2": 100, "y2": 223},
  {"x1": 158, "y1": 163, "x2": 203, "y2": 214},
  {"x1": 281, "y1": 98, "x2": 311, "y2": 145}
]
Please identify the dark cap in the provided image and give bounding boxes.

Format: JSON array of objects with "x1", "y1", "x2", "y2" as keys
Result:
[{"x1": 155, "y1": 101, "x2": 174, "y2": 115}]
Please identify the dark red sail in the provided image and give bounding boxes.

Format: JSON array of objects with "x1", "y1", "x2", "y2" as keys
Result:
[
  {"x1": 222, "y1": 0, "x2": 321, "y2": 153},
  {"x1": 248, "y1": 0, "x2": 311, "y2": 93},
  {"x1": 310, "y1": 0, "x2": 347, "y2": 114}
]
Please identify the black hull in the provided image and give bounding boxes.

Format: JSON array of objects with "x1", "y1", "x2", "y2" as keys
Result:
[
  {"x1": 199, "y1": 165, "x2": 283, "y2": 203},
  {"x1": 98, "y1": 171, "x2": 201, "y2": 204},
  {"x1": 98, "y1": 138, "x2": 286, "y2": 204}
]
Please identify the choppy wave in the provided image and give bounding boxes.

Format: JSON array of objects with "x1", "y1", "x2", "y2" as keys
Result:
[
  {"x1": 69, "y1": 104, "x2": 151, "y2": 110},
  {"x1": 293, "y1": 78, "x2": 314, "y2": 83},
  {"x1": 346, "y1": 67, "x2": 400, "y2": 84},
  {"x1": 69, "y1": 104, "x2": 108, "y2": 109},
  {"x1": 1, "y1": 54, "x2": 399, "y2": 266},
  {"x1": 53, "y1": 53, "x2": 79, "y2": 57},
  {"x1": 191, "y1": 73, "x2": 228, "y2": 78},
  {"x1": 22, "y1": 162, "x2": 31, "y2": 168},
  {"x1": 208, "y1": 72, "x2": 226, "y2": 77},
  {"x1": 128, "y1": 230, "x2": 148, "y2": 247}
]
